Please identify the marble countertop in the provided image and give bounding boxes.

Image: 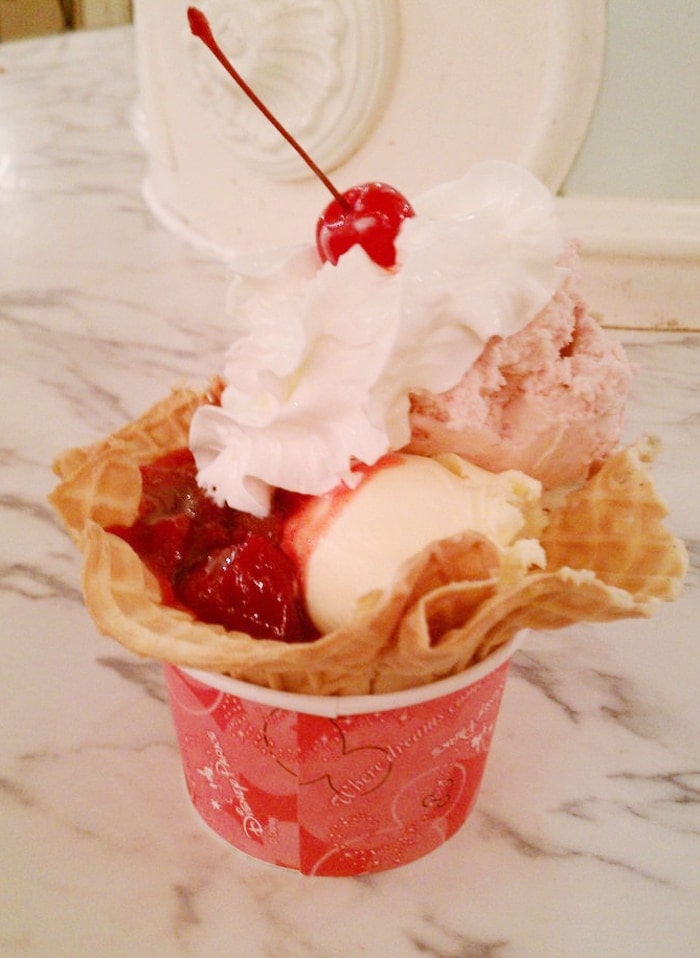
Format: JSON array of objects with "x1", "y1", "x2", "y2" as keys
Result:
[{"x1": 1, "y1": 26, "x2": 698, "y2": 958}]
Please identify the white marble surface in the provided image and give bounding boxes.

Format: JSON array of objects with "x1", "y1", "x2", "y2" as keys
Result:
[{"x1": 1, "y1": 26, "x2": 699, "y2": 958}]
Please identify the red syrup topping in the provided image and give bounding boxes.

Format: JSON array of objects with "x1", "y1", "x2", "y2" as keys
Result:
[{"x1": 107, "y1": 449, "x2": 319, "y2": 643}]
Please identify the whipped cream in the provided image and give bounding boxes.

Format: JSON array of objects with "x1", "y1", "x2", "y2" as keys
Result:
[{"x1": 190, "y1": 161, "x2": 567, "y2": 515}]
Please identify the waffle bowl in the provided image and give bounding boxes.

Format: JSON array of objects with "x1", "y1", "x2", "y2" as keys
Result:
[{"x1": 49, "y1": 385, "x2": 688, "y2": 696}]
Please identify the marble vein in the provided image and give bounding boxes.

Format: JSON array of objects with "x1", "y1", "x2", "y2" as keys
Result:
[
  {"x1": 0, "y1": 559, "x2": 82, "y2": 604},
  {"x1": 96, "y1": 656, "x2": 170, "y2": 704},
  {"x1": 477, "y1": 808, "x2": 678, "y2": 888},
  {"x1": 408, "y1": 917, "x2": 509, "y2": 958}
]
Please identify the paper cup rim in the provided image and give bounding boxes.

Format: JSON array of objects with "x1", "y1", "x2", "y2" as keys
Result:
[{"x1": 182, "y1": 631, "x2": 526, "y2": 718}]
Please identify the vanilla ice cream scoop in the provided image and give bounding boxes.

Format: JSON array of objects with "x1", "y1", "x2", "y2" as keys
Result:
[{"x1": 282, "y1": 453, "x2": 546, "y2": 634}]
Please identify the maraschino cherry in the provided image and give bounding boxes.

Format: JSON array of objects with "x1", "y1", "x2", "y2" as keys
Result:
[{"x1": 187, "y1": 7, "x2": 414, "y2": 268}]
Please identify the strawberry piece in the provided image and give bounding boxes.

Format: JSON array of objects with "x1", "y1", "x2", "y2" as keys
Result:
[
  {"x1": 108, "y1": 449, "x2": 317, "y2": 642},
  {"x1": 175, "y1": 534, "x2": 310, "y2": 642},
  {"x1": 110, "y1": 513, "x2": 192, "y2": 604}
]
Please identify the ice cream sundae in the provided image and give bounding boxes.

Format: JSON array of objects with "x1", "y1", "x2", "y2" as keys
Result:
[{"x1": 49, "y1": 9, "x2": 686, "y2": 698}]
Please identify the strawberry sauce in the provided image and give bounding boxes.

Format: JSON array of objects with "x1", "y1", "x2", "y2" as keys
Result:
[{"x1": 107, "y1": 449, "x2": 319, "y2": 643}]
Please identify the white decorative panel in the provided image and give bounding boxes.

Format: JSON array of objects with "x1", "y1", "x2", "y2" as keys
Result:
[
  {"x1": 188, "y1": 0, "x2": 399, "y2": 179},
  {"x1": 133, "y1": 0, "x2": 605, "y2": 257}
]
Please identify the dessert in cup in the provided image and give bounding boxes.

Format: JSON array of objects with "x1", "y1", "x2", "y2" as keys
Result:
[{"x1": 48, "y1": 9, "x2": 687, "y2": 874}]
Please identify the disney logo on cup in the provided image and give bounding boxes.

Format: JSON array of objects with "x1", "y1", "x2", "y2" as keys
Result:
[
  {"x1": 227, "y1": 777, "x2": 265, "y2": 841},
  {"x1": 206, "y1": 731, "x2": 265, "y2": 842}
]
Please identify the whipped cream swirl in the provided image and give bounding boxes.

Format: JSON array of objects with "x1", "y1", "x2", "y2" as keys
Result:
[{"x1": 190, "y1": 161, "x2": 567, "y2": 516}]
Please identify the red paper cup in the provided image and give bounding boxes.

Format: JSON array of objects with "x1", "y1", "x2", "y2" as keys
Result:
[{"x1": 164, "y1": 635, "x2": 522, "y2": 876}]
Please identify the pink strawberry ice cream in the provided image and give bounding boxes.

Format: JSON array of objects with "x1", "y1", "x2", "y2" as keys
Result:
[{"x1": 406, "y1": 248, "x2": 632, "y2": 488}]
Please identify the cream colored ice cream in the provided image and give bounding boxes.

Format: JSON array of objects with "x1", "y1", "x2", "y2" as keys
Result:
[{"x1": 282, "y1": 453, "x2": 545, "y2": 634}]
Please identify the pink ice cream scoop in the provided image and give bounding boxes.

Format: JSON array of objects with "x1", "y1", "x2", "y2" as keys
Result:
[{"x1": 406, "y1": 249, "x2": 633, "y2": 489}]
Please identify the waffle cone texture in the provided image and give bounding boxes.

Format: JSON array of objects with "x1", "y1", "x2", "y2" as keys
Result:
[{"x1": 49, "y1": 385, "x2": 688, "y2": 695}]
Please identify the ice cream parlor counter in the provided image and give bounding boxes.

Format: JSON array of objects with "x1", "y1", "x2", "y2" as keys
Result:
[{"x1": 1, "y1": 17, "x2": 699, "y2": 958}]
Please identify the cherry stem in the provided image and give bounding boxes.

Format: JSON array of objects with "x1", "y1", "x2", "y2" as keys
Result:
[{"x1": 187, "y1": 7, "x2": 350, "y2": 210}]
